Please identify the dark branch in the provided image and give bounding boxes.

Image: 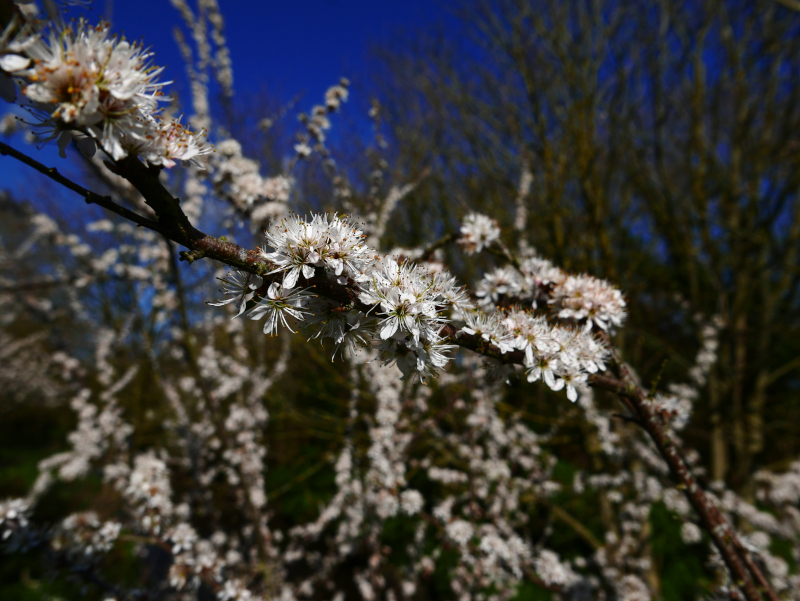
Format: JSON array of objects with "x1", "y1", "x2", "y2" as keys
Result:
[
  {"x1": 0, "y1": 141, "x2": 166, "y2": 234},
  {"x1": 419, "y1": 232, "x2": 457, "y2": 262}
]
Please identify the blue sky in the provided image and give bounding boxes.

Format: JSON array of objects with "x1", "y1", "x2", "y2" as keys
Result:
[
  {"x1": 1, "y1": 0, "x2": 455, "y2": 195},
  {"x1": 110, "y1": 1, "x2": 450, "y2": 100}
]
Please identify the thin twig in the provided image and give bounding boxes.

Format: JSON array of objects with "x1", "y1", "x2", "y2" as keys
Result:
[
  {"x1": 0, "y1": 141, "x2": 165, "y2": 234},
  {"x1": 419, "y1": 232, "x2": 456, "y2": 262}
]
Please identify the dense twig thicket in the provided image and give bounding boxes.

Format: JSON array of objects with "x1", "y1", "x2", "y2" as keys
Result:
[{"x1": 1, "y1": 1, "x2": 799, "y2": 600}]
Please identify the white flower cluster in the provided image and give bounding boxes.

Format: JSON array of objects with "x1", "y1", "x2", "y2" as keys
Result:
[
  {"x1": 166, "y1": 522, "x2": 197, "y2": 555},
  {"x1": 474, "y1": 251, "x2": 627, "y2": 332},
  {"x1": 218, "y1": 579, "x2": 262, "y2": 601},
  {"x1": 446, "y1": 519, "x2": 474, "y2": 546},
  {"x1": 222, "y1": 403, "x2": 269, "y2": 510},
  {"x1": 207, "y1": 211, "x2": 617, "y2": 394},
  {"x1": 6, "y1": 4, "x2": 800, "y2": 597},
  {"x1": 52, "y1": 512, "x2": 121, "y2": 558},
  {"x1": 478, "y1": 530, "x2": 532, "y2": 580},
  {"x1": 458, "y1": 212, "x2": 501, "y2": 254},
  {"x1": 32, "y1": 380, "x2": 134, "y2": 484},
  {"x1": 11, "y1": 189, "x2": 800, "y2": 600},
  {"x1": 213, "y1": 139, "x2": 291, "y2": 218},
  {"x1": 1, "y1": 18, "x2": 211, "y2": 166},
  {"x1": 298, "y1": 78, "x2": 349, "y2": 145},
  {"x1": 324, "y1": 82, "x2": 349, "y2": 111},
  {"x1": 461, "y1": 308, "x2": 608, "y2": 401},
  {"x1": 210, "y1": 214, "x2": 468, "y2": 380},
  {"x1": 123, "y1": 453, "x2": 174, "y2": 535},
  {"x1": 534, "y1": 550, "x2": 579, "y2": 587},
  {"x1": 756, "y1": 461, "x2": 800, "y2": 506},
  {"x1": 208, "y1": 269, "x2": 263, "y2": 318},
  {"x1": 359, "y1": 258, "x2": 457, "y2": 380},
  {"x1": 262, "y1": 213, "x2": 371, "y2": 289},
  {"x1": 553, "y1": 273, "x2": 627, "y2": 332},
  {"x1": 680, "y1": 522, "x2": 702, "y2": 544},
  {"x1": 0, "y1": 498, "x2": 30, "y2": 548}
]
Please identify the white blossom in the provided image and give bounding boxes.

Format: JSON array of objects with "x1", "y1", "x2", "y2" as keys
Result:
[
  {"x1": 247, "y1": 282, "x2": 313, "y2": 335},
  {"x1": 445, "y1": 520, "x2": 474, "y2": 546},
  {"x1": 7, "y1": 19, "x2": 211, "y2": 165},
  {"x1": 459, "y1": 213, "x2": 501, "y2": 254},
  {"x1": 400, "y1": 490, "x2": 424, "y2": 515}
]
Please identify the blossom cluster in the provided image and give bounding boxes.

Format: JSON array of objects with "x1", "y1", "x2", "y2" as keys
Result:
[
  {"x1": 0, "y1": 498, "x2": 29, "y2": 551},
  {"x1": 461, "y1": 309, "x2": 609, "y2": 401},
  {"x1": 458, "y1": 212, "x2": 501, "y2": 254},
  {"x1": 651, "y1": 314, "x2": 723, "y2": 430},
  {"x1": 209, "y1": 79, "x2": 350, "y2": 225},
  {"x1": 467, "y1": 214, "x2": 627, "y2": 332},
  {"x1": 1, "y1": 16, "x2": 211, "y2": 166},
  {"x1": 210, "y1": 213, "x2": 470, "y2": 381},
  {"x1": 51, "y1": 512, "x2": 121, "y2": 559},
  {"x1": 297, "y1": 78, "x2": 349, "y2": 146},
  {"x1": 208, "y1": 210, "x2": 622, "y2": 391},
  {"x1": 212, "y1": 138, "x2": 291, "y2": 219}
]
